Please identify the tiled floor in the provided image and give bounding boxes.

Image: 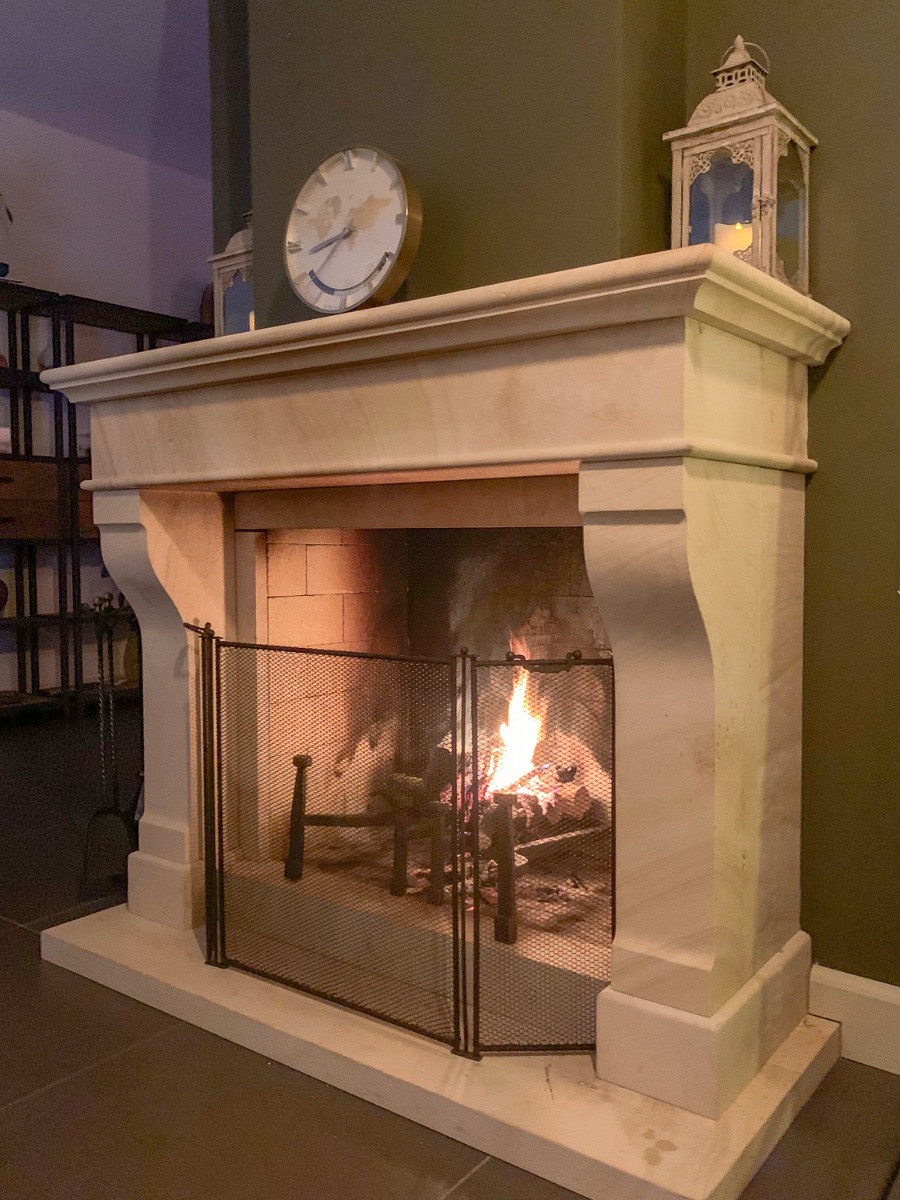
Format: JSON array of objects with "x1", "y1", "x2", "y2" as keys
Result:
[{"x1": 1, "y1": 712, "x2": 899, "y2": 1199}]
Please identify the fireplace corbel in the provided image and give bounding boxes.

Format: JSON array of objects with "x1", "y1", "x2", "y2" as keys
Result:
[{"x1": 40, "y1": 247, "x2": 849, "y2": 1200}]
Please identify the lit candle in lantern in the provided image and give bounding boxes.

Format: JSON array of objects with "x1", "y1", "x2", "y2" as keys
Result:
[{"x1": 713, "y1": 221, "x2": 753, "y2": 255}]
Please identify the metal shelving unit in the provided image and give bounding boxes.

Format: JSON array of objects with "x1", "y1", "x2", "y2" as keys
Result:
[{"x1": 0, "y1": 281, "x2": 210, "y2": 714}]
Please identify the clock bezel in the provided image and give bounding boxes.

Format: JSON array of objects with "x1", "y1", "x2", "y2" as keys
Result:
[{"x1": 283, "y1": 145, "x2": 422, "y2": 315}]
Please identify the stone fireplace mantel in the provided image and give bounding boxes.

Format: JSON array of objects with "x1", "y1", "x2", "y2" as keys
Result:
[
  {"x1": 41, "y1": 247, "x2": 849, "y2": 1200},
  {"x1": 54, "y1": 245, "x2": 844, "y2": 492}
]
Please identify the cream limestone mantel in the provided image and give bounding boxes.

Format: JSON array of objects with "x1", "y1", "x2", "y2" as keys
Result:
[{"x1": 41, "y1": 247, "x2": 849, "y2": 1200}]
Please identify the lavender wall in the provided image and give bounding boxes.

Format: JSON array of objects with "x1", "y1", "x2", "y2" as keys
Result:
[
  {"x1": 0, "y1": 0, "x2": 210, "y2": 178},
  {"x1": 0, "y1": 109, "x2": 211, "y2": 319},
  {"x1": 0, "y1": 0, "x2": 212, "y2": 318}
]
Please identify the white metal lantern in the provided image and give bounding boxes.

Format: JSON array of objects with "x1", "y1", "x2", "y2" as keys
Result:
[
  {"x1": 209, "y1": 213, "x2": 254, "y2": 336},
  {"x1": 664, "y1": 36, "x2": 814, "y2": 293}
]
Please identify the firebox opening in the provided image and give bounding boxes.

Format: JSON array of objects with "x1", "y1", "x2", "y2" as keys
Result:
[{"x1": 210, "y1": 525, "x2": 613, "y2": 1055}]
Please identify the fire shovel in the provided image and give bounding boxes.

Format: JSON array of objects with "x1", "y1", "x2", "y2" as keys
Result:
[{"x1": 82, "y1": 602, "x2": 139, "y2": 889}]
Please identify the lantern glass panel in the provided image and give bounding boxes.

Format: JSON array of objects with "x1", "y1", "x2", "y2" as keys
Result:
[
  {"x1": 222, "y1": 270, "x2": 254, "y2": 335},
  {"x1": 689, "y1": 148, "x2": 754, "y2": 255},
  {"x1": 776, "y1": 141, "x2": 804, "y2": 287}
]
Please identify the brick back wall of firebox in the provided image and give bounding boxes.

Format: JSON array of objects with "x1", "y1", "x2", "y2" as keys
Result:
[
  {"x1": 260, "y1": 525, "x2": 608, "y2": 842},
  {"x1": 266, "y1": 529, "x2": 409, "y2": 654},
  {"x1": 406, "y1": 528, "x2": 608, "y2": 661},
  {"x1": 263, "y1": 526, "x2": 608, "y2": 662}
]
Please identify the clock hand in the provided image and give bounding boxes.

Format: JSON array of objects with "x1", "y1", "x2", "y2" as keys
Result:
[
  {"x1": 309, "y1": 225, "x2": 353, "y2": 254},
  {"x1": 317, "y1": 234, "x2": 351, "y2": 273}
]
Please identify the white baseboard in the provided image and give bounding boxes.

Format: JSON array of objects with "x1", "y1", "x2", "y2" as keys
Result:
[{"x1": 810, "y1": 964, "x2": 900, "y2": 1075}]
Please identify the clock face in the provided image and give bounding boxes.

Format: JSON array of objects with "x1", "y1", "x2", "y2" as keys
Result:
[{"x1": 284, "y1": 147, "x2": 421, "y2": 314}]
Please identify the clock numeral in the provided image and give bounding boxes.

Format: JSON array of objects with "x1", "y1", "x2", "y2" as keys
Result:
[
  {"x1": 314, "y1": 170, "x2": 327, "y2": 187},
  {"x1": 286, "y1": 240, "x2": 302, "y2": 254},
  {"x1": 341, "y1": 150, "x2": 354, "y2": 171},
  {"x1": 337, "y1": 296, "x2": 348, "y2": 311},
  {"x1": 395, "y1": 212, "x2": 405, "y2": 225}
]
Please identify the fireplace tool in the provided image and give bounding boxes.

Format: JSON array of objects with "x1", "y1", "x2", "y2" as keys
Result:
[{"x1": 82, "y1": 595, "x2": 141, "y2": 888}]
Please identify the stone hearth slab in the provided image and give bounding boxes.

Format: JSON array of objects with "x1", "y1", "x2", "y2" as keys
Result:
[{"x1": 42, "y1": 905, "x2": 839, "y2": 1200}]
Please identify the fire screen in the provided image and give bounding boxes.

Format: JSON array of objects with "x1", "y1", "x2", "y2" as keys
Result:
[{"x1": 191, "y1": 624, "x2": 614, "y2": 1057}]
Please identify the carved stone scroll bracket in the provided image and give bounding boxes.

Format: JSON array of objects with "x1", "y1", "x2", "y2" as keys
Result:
[
  {"x1": 92, "y1": 488, "x2": 231, "y2": 930},
  {"x1": 580, "y1": 459, "x2": 719, "y2": 1016},
  {"x1": 580, "y1": 454, "x2": 812, "y2": 1116}
]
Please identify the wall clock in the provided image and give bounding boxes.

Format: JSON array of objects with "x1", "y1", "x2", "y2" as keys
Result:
[{"x1": 284, "y1": 146, "x2": 422, "y2": 315}]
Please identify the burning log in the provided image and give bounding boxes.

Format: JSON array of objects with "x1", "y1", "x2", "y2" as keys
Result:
[
  {"x1": 550, "y1": 783, "x2": 592, "y2": 823},
  {"x1": 517, "y1": 826, "x2": 604, "y2": 866}
]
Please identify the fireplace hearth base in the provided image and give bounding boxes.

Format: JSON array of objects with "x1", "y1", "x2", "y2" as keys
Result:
[
  {"x1": 43, "y1": 905, "x2": 839, "y2": 1200},
  {"x1": 40, "y1": 248, "x2": 850, "y2": 1197}
]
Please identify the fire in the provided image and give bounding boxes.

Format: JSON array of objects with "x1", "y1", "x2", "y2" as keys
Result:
[
  {"x1": 485, "y1": 640, "x2": 547, "y2": 798},
  {"x1": 486, "y1": 670, "x2": 542, "y2": 795}
]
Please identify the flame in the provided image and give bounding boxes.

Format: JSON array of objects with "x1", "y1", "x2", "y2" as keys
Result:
[{"x1": 485, "y1": 639, "x2": 545, "y2": 797}]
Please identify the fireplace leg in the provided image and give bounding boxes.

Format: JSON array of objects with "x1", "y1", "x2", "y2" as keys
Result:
[
  {"x1": 391, "y1": 819, "x2": 409, "y2": 896},
  {"x1": 284, "y1": 754, "x2": 312, "y2": 881},
  {"x1": 493, "y1": 795, "x2": 518, "y2": 945},
  {"x1": 426, "y1": 804, "x2": 446, "y2": 906}
]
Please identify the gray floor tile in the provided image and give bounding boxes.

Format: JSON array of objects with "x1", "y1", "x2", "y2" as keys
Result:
[
  {"x1": 25, "y1": 892, "x2": 126, "y2": 932},
  {"x1": 0, "y1": 1021, "x2": 485, "y2": 1200},
  {"x1": 738, "y1": 1058, "x2": 900, "y2": 1200},
  {"x1": 0, "y1": 921, "x2": 177, "y2": 1107},
  {"x1": 446, "y1": 1156, "x2": 586, "y2": 1199}
]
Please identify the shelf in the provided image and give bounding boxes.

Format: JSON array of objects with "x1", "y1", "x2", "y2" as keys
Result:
[
  {"x1": 0, "y1": 280, "x2": 169, "y2": 703},
  {"x1": 0, "y1": 690, "x2": 58, "y2": 717},
  {"x1": 0, "y1": 280, "x2": 58, "y2": 313},
  {"x1": 0, "y1": 613, "x2": 134, "y2": 628},
  {"x1": 0, "y1": 453, "x2": 82, "y2": 465},
  {"x1": 0, "y1": 366, "x2": 48, "y2": 391},
  {"x1": 0, "y1": 283, "x2": 211, "y2": 342},
  {"x1": 0, "y1": 681, "x2": 139, "y2": 720},
  {"x1": 0, "y1": 613, "x2": 84, "y2": 627},
  {"x1": 54, "y1": 294, "x2": 211, "y2": 342},
  {"x1": 0, "y1": 536, "x2": 89, "y2": 546},
  {"x1": 42, "y1": 680, "x2": 140, "y2": 698}
]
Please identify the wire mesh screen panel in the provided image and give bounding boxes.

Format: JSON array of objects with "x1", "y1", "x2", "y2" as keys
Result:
[
  {"x1": 193, "y1": 624, "x2": 616, "y2": 1058},
  {"x1": 215, "y1": 641, "x2": 459, "y2": 1047},
  {"x1": 470, "y1": 653, "x2": 614, "y2": 1051}
]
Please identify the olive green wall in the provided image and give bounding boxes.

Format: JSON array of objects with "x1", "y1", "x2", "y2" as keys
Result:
[
  {"x1": 685, "y1": 4, "x2": 900, "y2": 986},
  {"x1": 215, "y1": 2, "x2": 899, "y2": 986},
  {"x1": 245, "y1": 0, "x2": 683, "y2": 327},
  {"x1": 208, "y1": 0, "x2": 251, "y2": 254}
]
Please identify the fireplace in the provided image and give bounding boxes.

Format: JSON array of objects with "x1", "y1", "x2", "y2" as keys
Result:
[
  {"x1": 193, "y1": 525, "x2": 615, "y2": 1054},
  {"x1": 39, "y1": 248, "x2": 850, "y2": 1200}
]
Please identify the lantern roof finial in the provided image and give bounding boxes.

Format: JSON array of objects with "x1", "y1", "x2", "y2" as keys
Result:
[
  {"x1": 665, "y1": 33, "x2": 816, "y2": 155},
  {"x1": 713, "y1": 35, "x2": 770, "y2": 90}
]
